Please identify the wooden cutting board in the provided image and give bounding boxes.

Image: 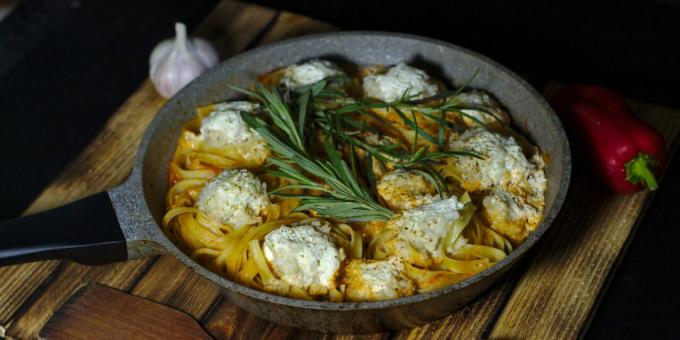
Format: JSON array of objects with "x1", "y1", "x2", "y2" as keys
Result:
[
  {"x1": 39, "y1": 284, "x2": 213, "y2": 340},
  {"x1": 2, "y1": 1, "x2": 680, "y2": 339}
]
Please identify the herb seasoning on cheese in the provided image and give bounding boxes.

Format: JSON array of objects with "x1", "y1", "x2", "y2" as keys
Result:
[
  {"x1": 280, "y1": 59, "x2": 345, "y2": 89},
  {"x1": 196, "y1": 169, "x2": 270, "y2": 229},
  {"x1": 363, "y1": 62, "x2": 438, "y2": 102},
  {"x1": 263, "y1": 220, "x2": 345, "y2": 290}
]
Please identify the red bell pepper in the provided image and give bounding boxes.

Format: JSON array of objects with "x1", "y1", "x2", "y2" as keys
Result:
[{"x1": 551, "y1": 85, "x2": 666, "y2": 193}]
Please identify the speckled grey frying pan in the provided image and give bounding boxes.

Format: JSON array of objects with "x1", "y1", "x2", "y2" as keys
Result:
[{"x1": 0, "y1": 32, "x2": 571, "y2": 334}]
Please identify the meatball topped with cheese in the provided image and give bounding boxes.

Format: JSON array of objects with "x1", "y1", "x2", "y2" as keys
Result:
[
  {"x1": 482, "y1": 190, "x2": 542, "y2": 244},
  {"x1": 447, "y1": 128, "x2": 545, "y2": 196},
  {"x1": 363, "y1": 63, "x2": 438, "y2": 102},
  {"x1": 262, "y1": 219, "x2": 346, "y2": 291},
  {"x1": 377, "y1": 170, "x2": 440, "y2": 211},
  {"x1": 280, "y1": 59, "x2": 345, "y2": 89},
  {"x1": 344, "y1": 257, "x2": 415, "y2": 301},
  {"x1": 384, "y1": 196, "x2": 466, "y2": 267},
  {"x1": 196, "y1": 169, "x2": 270, "y2": 230},
  {"x1": 187, "y1": 101, "x2": 269, "y2": 165},
  {"x1": 446, "y1": 128, "x2": 546, "y2": 244}
]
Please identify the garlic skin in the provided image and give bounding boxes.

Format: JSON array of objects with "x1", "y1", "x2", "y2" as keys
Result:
[{"x1": 149, "y1": 22, "x2": 219, "y2": 98}]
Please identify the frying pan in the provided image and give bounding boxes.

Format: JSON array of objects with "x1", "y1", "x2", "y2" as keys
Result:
[{"x1": 0, "y1": 32, "x2": 571, "y2": 334}]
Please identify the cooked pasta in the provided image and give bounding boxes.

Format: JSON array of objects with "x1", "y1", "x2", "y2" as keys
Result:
[{"x1": 162, "y1": 59, "x2": 545, "y2": 302}]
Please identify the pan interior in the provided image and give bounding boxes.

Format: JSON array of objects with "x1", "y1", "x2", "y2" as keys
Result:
[{"x1": 137, "y1": 32, "x2": 569, "y2": 307}]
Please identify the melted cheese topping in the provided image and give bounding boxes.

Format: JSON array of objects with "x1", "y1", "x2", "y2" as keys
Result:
[
  {"x1": 387, "y1": 196, "x2": 465, "y2": 266},
  {"x1": 344, "y1": 257, "x2": 415, "y2": 301},
  {"x1": 377, "y1": 170, "x2": 440, "y2": 211},
  {"x1": 196, "y1": 169, "x2": 270, "y2": 229},
  {"x1": 187, "y1": 101, "x2": 268, "y2": 163},
  {"x1": 482, "y1": 190, "x2": 541, "y2": 243},
  {"x1": 363, "y1": 63, "x2": 438, "y2": 102},
  {"x1": 263, "y1": 220, "x2": 345, "y2": 289},
  {"x1": 280, "y1": 59, "x2": 344, "y2": 89},
  {"x1": 447, "y1": 128, "x2": 545, "y2": 196},
  {"x1": 447, "y1": 128, "x2": 546, "y2": 244},
  {"x1": 455, "y1": 91, "x2": 510, "y2": 127},
  {"x1": 197, "y1": 101, "x2": 260, "y2": 147}
]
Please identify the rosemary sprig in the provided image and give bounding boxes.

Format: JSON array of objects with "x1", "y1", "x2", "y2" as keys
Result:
[
  {"x1": 237, "y1": 83, "x2": 394, "y2": 222},
  {"x1": 311, "y1": 79, "x2": 484, "y2": 192},
  {"x1": 230, "y1": 83, "x2": 307, "y2": 154},
  {"x1": 229, "y1": 69, "x2": 487, "y2": 220},
  {"x1": 312, "y1": 109, "x2": 479, "y2": 198}
]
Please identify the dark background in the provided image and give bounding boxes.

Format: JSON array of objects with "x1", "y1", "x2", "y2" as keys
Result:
[{"x1": 0, "y1": 0, "x2": 678, "y2": 338}]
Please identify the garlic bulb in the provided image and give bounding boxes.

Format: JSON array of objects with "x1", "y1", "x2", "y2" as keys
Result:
[{"x1": 149, "y1": 22, "x2": 219, "y2": 98}]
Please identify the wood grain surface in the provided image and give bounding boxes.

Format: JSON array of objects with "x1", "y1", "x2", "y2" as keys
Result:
[
  {"x1": 39, "y1": 284, "x2": 212, "y2": 340},
  {"x1": 2, "y1": 1, "x2": 680, "y2": 339}
]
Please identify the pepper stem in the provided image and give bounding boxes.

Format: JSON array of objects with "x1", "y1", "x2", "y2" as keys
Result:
[{"x1": 625, "y1": 153, "x2": 659, "y2": 191}]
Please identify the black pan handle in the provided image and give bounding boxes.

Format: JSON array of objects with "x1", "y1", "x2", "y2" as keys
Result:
[{"x1": 0, "y1": 191, "x2": 127, "y2": 266}]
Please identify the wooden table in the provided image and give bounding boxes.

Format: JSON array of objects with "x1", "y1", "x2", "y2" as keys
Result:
[{"x1": 2, "y1": 1, "x2": 679, "y2": 338}]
